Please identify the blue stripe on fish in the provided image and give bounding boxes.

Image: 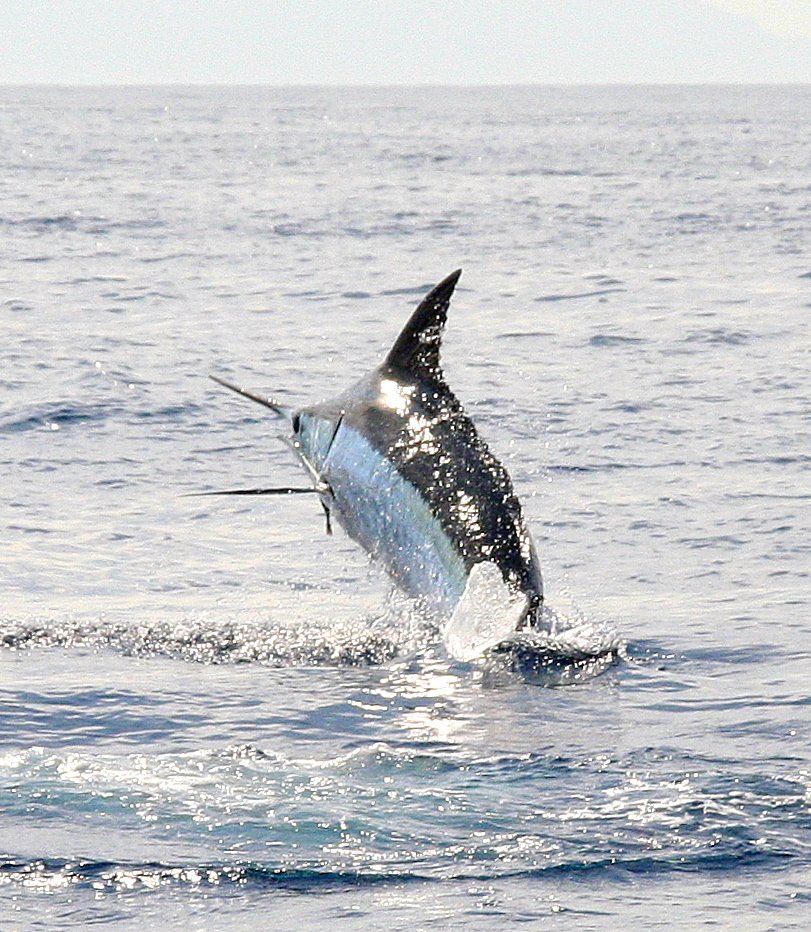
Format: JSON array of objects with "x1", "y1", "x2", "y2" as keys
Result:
[{"x1": 322, "y1": 420, "x2": 469, "y2": 613}]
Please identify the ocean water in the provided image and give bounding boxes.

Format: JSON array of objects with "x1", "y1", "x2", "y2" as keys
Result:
[{"x1": 1, "y1": 84, "x2": 810, "y2": 928}]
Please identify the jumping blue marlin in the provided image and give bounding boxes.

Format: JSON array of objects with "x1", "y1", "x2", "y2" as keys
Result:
[{"x1": 207, "y1": 270, "x2": 544, "y2": 659}]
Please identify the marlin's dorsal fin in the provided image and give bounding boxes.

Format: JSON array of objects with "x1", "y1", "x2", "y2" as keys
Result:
[{"x1": 384, "y1": 269, "x2": 462, "y2": 380}]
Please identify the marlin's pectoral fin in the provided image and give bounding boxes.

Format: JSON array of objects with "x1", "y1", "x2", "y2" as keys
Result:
[
  {"x1": 321, "y1": 501, "x2": 333, "y2": 536},
  {"x1": 314, "y1": 480, "x2": 335, "y2": 535},
  {"x1": 443, "y1": 562, "x2": 528, "y2": 662}
]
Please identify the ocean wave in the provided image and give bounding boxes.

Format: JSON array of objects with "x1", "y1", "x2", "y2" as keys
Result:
[
  {"x1": 589, "y1": 333, "x2": 647, "y2": 347},
  {"x1": 535, "y1": 288, "x2": 626, "y2": 303},
  {"x1": 0, "y1": 400, "x2": 202, "y2": 434},
  {"x1": 1, "y1": 736, "x2": 807, "y2": 900},
  {"x1": 0, "y1": 857, "x2": 423, "y2": 895},
  {"x1": 0, "y1": 843, "x2": 797, "y2": 900},
  {"x1": 0, "y1": 214, "x2": 166, "y2": 235},
  {"x1": 0, "y1": 402, "x2": 112, "y2": 433},
  {"x1": 684, "y1": 328, "x2": 752, "y2": 346}
]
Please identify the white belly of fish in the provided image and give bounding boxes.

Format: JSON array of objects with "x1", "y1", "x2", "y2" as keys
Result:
[{"x1": 323, "y1": 424, "x2": 469, "y2": 615}]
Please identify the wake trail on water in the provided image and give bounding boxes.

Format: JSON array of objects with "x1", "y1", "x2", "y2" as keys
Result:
[
  {"x1": 0, "y1": 612, "x2": 405, "y2": 667},
  {"x1": 0, "y1": 589, "x2": 621, "y2": 681}
]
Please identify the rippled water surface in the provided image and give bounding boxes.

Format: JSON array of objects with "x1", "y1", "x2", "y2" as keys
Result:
[{"x1": 2, "y1": 85, "x2": 810, "y2": 928}]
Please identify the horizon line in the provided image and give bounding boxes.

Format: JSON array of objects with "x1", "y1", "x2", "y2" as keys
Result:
[{"x1": 2, "y1": 80, "x2": 810, "y2": 89}]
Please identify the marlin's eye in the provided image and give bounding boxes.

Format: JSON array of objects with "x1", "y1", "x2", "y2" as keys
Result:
[{"x1": 292, "y1": 414, "x2": 301, "y2": 433}]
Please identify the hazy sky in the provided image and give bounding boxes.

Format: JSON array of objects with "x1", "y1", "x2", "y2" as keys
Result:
[{"x1": 2, "y1": 0, "x2": 810, "y2": 85}]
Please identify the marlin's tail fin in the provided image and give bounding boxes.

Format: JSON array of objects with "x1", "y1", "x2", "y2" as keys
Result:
[{"x1": 443, "y1": 562, "x2": 528, "y2": 661}]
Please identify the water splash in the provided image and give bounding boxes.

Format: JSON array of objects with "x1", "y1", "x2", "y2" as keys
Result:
[
  {"x1": 0, "y1": 613, "x2": 401, "y2": 667},
  {"x1": 0, "y1": 585, "x2": 619, "y2": 680}
]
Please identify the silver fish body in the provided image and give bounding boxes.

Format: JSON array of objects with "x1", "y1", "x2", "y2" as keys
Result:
[{"x1": 290, "y1": 270, "x2": 543, "y2": 625}]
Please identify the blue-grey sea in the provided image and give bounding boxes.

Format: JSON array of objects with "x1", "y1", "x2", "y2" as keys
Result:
[{"x1": 1, "y1": 85, "x2": 810, "y2": 929}]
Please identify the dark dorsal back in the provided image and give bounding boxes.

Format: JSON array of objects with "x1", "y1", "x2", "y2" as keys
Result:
[{"x1": 384, "y1": 269, "x2": 462, "y2": 380}]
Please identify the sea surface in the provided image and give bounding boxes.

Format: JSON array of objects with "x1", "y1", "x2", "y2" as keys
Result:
[{"x1": 1, "y1": 85, "x2": 810, "y2": 929}]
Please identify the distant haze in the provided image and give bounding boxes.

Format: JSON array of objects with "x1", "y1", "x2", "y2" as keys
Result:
[{"x1": 2, "y1": 0, "x2": 810, "y2": 84}]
